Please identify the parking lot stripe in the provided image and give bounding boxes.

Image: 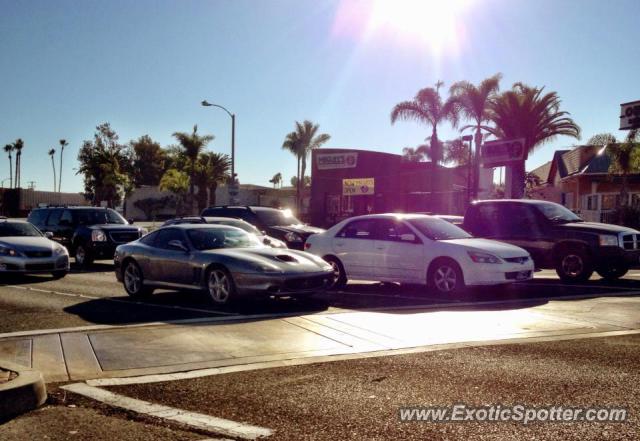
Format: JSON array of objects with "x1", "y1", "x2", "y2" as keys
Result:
[
  {"x1": 61, "y1": 383, "x2": 273, "y2": 440},
  {"x1": 2, "y1": 284, "x2": 239, "y2": 316}
]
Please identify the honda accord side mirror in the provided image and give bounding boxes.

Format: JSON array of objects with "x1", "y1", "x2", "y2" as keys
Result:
[{"x1": 399, "y1": 233, "x2": 416, "y2": 242}]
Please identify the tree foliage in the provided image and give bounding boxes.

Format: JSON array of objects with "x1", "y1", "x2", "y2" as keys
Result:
[
  {"x1": 130, "y1": 135, "x2": 166, "y2": 187},
  {"x1": 77, "y1": 123, "x2": 131, "y2": 207}
]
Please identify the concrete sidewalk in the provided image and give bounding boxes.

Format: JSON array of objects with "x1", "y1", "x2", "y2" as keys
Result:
[{"x1": 0, "y1": 294, "x2": 639, "y2": 383}]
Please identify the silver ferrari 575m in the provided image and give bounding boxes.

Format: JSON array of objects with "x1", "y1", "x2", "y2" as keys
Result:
[{"x1": 114, "y1": 224, "x2": 334, "y2": 304}]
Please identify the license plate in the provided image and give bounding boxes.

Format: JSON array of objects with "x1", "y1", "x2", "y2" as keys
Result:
[{"x1": 516, "y1": 271, "x2": 530, "y2": 280}]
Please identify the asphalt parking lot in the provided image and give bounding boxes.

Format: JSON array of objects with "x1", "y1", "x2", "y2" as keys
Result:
[{"x1": 1, "y1": 262, "x2": 640, "y2": 334}]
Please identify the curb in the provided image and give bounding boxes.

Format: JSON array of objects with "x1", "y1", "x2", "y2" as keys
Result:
[{"x1": 0, "y1": 360, "x2": 47, "y2": 420}]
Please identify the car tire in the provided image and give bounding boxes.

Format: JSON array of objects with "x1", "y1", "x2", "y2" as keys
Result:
[
  {"x1": 74, "y1": 244, "x2": 94, "y2": 267},
  {"x1": 428, "y1": 258, "x2": 465, "y2": 296},
  {"x1": 324, "y1": 256, "x2": 347, "y2": 290},
  {"x1": 596, "y1": 266, "x2": 628, "y2": 281},
  {"x1": 51, "y1": 271, "x2": 68, "y2": 279},
  {"x1": 206, "y1": 267, "x2": 237, "y2": 305},
  {"x1": 555, "y1": 247, "x2": 593, "y2": 283},
  {"x1": 122, "y1": 260, "x2": 153, "y2": 298}
]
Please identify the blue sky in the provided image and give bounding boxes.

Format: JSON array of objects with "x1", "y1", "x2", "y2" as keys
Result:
[{"x1": 1, "y1": 0, "x2": 638, "y2": 193}]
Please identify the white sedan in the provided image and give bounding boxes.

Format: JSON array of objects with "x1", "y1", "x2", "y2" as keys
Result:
[{"x1": 304, "y1": 213, "x2": 534, "y2": 295}]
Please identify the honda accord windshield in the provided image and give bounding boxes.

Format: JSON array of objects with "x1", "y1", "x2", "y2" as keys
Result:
[
  {"x1": 407, "y1": 217, "x2": 472, "y2": 240},
  {"x1": 187, "y1": 227, "x2": 263, "y2": 250}
]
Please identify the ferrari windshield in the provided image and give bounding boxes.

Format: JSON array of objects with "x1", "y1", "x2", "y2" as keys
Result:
[
  {"x1": 0, "y1": 222, "x2": 42, "y2": 237},
  {"x1": 187, "y1": 227, "x2": 263, "y2": 250}
]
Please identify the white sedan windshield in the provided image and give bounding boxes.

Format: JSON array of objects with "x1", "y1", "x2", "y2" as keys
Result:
[{"x1": 407, "y1": 217, "x2": 471, "y2": 240}]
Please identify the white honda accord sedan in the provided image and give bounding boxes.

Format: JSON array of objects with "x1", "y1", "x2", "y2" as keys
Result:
[{"x1": 304, "y1": 214, "x2": 534, "y2": 295}]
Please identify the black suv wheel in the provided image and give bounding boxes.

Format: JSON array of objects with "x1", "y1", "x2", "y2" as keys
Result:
[{"x1": 554, "y1": 247, "x2": 593, "y2": 283}]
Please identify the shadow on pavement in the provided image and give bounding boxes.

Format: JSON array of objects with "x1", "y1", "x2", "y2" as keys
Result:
[{"x1": 61, "y1": 276, "x2": 640, "y2": 327}]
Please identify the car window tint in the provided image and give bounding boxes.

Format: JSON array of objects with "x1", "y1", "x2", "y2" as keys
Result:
[
  {"x1": 46, "y1": 209, "x2": 63, "y2": 226},
  {"x1": 139, "y1": 231, "x2": 158, "y2": 246},
  {"x1": 28, "y1": 209, "x2": 47, "y2": 226},
  {"x1": 377, "y1": 219, "x2": 417, "y2": 242},
  {"x1": 154, "y1": 229, "x2": 186, "y2": 249},
  {"x1": 337, "y1": 219, "x2": 376, "y2": 239},
  {"x1": 473, "y1": 204, "x2": 501, "y2": 236},
  {"x1": 502, "y1": 205, "x2": 541, "y2": 236},
  {"x1": 60, "y1": 210, "x2": 73, "y2": 225}
]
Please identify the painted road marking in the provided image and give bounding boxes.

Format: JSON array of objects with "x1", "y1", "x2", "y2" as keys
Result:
[{"x1": 61, "y1": 383, "x2": 272, "y2": 440}]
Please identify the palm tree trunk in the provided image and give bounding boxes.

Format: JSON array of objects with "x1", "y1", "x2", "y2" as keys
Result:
[
  {"x1": 511, "y1": 160, "x2": 526, "y2": 199},
  {"x1": 473, "y1": 126, "x2": 483, "y2": 199},
  {"x1": 15, "y1": 154, "x2": 19, "y2": 189},
  {"x1": 51, "y1": 157, "x2": 57, "y2": 192},
  {"x1": 296, "y1": 156, "x2": 301, "y2": 211},
  {"x1": 8, "y1": 155, "x2": 12, "y2": 189},
  {"x1": 429, "y1": 127, "x2": 439, "y2": 209},
  {"x1": 58, "y1": 148, "x2": 64, "y2": 193},
  {"x1": 209, "y1": 183, "x2": 218, "y2": 207},
  {"x1": 300, "y1": 155, "x2": 307, "y2": 211}
]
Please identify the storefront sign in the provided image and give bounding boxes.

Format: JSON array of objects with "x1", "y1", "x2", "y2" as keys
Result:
[
  {"x1": 620, "y1": 100, "x2": 640, "y2": 130},
  {"x1": 481, "y1": 138, "x2": 526, "y2": 167},
  {"x1": 343, "y1": 178, "x2": 374, "y2": 196},
  {"x1": 317, "y1": 152, "x2": 358, "y2": 170}
]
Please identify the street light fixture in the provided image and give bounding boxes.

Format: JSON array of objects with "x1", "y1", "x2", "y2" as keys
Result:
[{"x1": 201, "y1": 100, "x2": 237, "y2": 203}]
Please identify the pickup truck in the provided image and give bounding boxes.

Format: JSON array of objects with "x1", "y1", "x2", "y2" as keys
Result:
[{"x1": 462, "y1": 199, "x2": 640, "y2": 282}]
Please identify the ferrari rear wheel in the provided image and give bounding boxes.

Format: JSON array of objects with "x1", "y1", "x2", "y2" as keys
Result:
[{"x1": 207, "y1": 267, "x2": 237, "y2": 305}]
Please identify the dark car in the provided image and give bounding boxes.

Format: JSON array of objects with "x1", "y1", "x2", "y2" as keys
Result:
[
  {"x1": 462, "y1": 199, "x2": 640, "y2": 282},
  {"x1": 200, "y1": 206, "x2": 324, "y2": 250},
  {"x1": 27, "y1": 206, "x2": 147, "y2": 266},
  {"x1": 114, "y1": 224, "x2": 334, "y2": 304}
]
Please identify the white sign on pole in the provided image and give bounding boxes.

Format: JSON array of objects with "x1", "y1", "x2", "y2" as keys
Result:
[
  {"x1": 620, "y1": 100, "x2": 640, "y2": 130},
  {"x1": 481, "y1": 138, "x2": 526, "y2": 168}
]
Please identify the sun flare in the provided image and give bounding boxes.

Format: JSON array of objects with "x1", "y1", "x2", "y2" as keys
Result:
[{"x1": 368, "y1": 0, "x2": 473, "y2": 53}]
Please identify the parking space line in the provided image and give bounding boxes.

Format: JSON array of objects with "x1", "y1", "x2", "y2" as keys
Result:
[
  {"x1": 61, "y1": 382, "x2": 272, "y2": 440},
  {"x1": 1, "y1": 284, "x2": 239, "y2": 316}
]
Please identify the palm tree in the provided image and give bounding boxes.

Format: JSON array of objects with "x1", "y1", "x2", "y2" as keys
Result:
[
  {"x1": 485, "y1": 83, "x2": 580, "y2": 198},
  {"x1": 269, "y1": 172, "x2": 283, "y2": 188},
  {"x1": 450, "y1": 73, "x2": 502, "y2": 197},
  {"x1": 58, "y1": 139, "x2": 68, "y2": 193},
  {"x1": 159, "y1": 168, "x2": 190, "y2": 215},
  {"x1": 401, "y1": 145, "x2": 429, "y2": 162},
  {"x1": 3, "y1": 144, "x2": 13, "y2": 188},
  {"x1": 608, "y1": 129, "x2": 640, "y2": 207},
  {"x1": 172, "y1": 125, "x2": 215, "y2": 199},
  {"x1": 13, "y1": 139, "x2": 24, "y2": 189},
  {"x1": 48, "y1": 148, "x2": 57, "y2": 192},
  {"x1": 282, "y1": 130, "x2": 304, "y2": 206},
  {"x1": 391, "y1": 81, "x2": 459, "y2": 193},
  {"x1": 282, "y1": 121, "x2": 330, "y2": 209},
  {"x1": 193, "y1": 152, "x2": 231, "y2": 210},
  {"x1": 443, "y1": 138, "x2": 471, "y2": 166}
]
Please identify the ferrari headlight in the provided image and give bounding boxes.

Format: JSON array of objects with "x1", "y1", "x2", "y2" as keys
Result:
[
  {"x1": 0, "y1": 246, "x2": 19, "y2": 257},
  {"x1": 248, "y1": 262, "x2": 281, "y2": 273},
  {"x1": 284, "y1": 232, "x2": 303, "y2": 243},
  {"x1": 599, "y1": 234, "x2": 619, "y2": 247},
  {"x1": 468, "y1": 251, "x2": 502, "y2": 264},
  {"x1": 91, "y1": 229, "x2": 107, "y2": 242}
]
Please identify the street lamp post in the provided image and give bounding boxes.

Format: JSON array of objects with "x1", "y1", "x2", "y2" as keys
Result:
[{"x1": 201, "y1": 100, "x2": 237, "y2": 204}]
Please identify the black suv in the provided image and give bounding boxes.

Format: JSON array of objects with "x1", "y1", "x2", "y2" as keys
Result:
[
  {"x1": 200, "y1": 206, "x2": 324, "y2": 250},
  {"x1": 28, "y1": 206, "x2": 146, "y2": 266},
  {"x1": 462, "y1": 199, "x2": 640, "y2": 282}
]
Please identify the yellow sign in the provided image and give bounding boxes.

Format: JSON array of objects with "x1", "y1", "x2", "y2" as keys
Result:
[{"x1": 343, "y1": 178, "x2": 375, "y2": 196}]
